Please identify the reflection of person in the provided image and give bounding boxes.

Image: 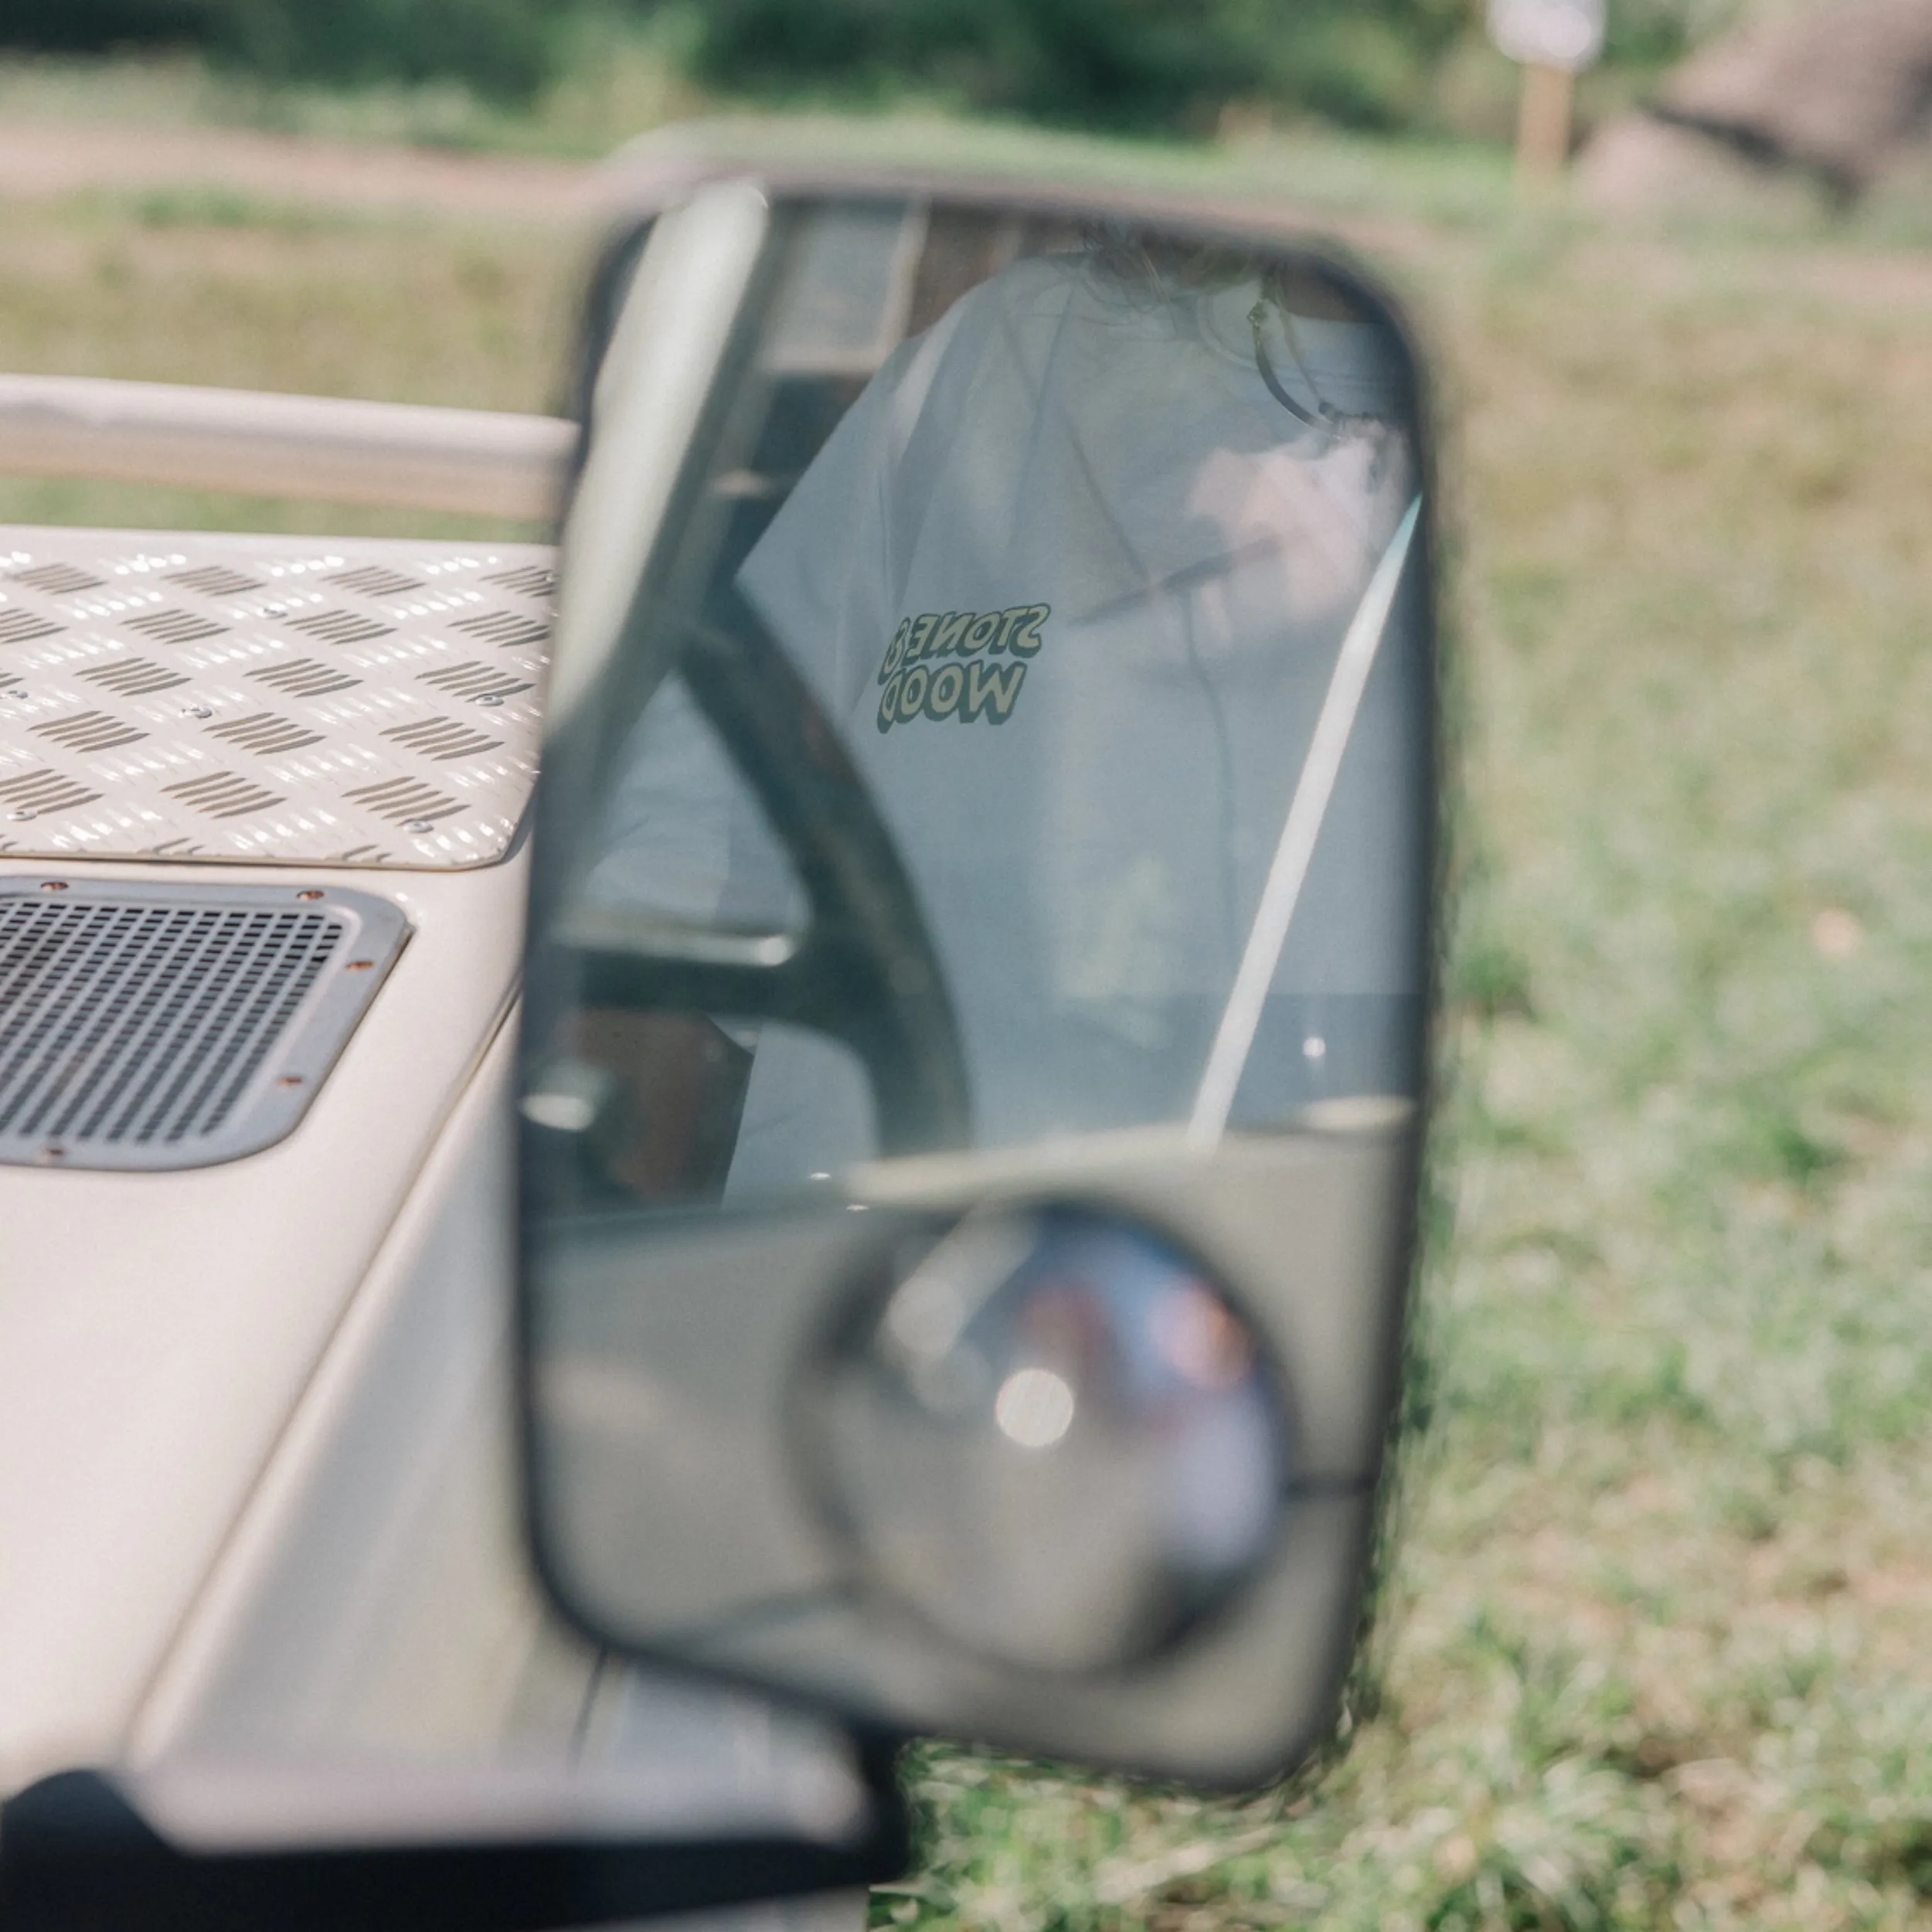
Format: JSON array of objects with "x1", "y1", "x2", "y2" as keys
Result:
[{"x1": 719, "y1": 245, "x2": 1426, "y2": 1187}]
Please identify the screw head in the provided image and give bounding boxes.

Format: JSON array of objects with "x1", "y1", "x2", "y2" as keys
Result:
[
  {"x1": 296, "y1": 889, "x2": 324, "y2": 900},
  {"x1": 8, "y1": 809, "x2": 36, "y2": 821},
  {"x1": 39, "y1": 1144, "x2": 65, "y2": 1164},
  {"x1": 476, "y1": 693, "x2": 505, "y2": 708},
  {"x1": 277, "y1": 1073, "x2": 304, "y2": 1087},
  {"x1": 402, "y1": 818, "x2": 434, "y2": 834},
  {"x1": 184, "y1": 704, "x2": 213, "y2": 719},
  {"x1": 39, "y1": 880, "x2": 67, "y2": 892},
  {"x1": 345, "y1": 959, "x2": 375, "y2": 971}
]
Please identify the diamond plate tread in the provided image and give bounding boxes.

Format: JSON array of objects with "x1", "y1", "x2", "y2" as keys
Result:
[{"x1": 0, "y1": 527, "x2": 555, "y2": 869}]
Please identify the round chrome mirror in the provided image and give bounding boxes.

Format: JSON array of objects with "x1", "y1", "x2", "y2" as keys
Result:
[{"x1": 809, "y1": 1207, "x2": 1294, "y2": 1674}]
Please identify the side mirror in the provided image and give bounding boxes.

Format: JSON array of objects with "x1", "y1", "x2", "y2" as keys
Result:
[{"x1": 519, "y1": 166, "x2": 1437, "y2": 1789}]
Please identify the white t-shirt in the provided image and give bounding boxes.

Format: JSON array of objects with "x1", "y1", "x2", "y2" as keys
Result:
[{"x1": 596, "y1": 253, "x2": 1426, "y2": 1185}]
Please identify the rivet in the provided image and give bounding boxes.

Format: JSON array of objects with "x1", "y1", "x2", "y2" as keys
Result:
[
  {"x1": 402, "y1": 818, "x2": 434, "y2": 834},
  {"x1": 9, "y1": 808, "x2": 36, "y2": 821},
  {"x1": 476, "y1": 693, "x2": 505, "y2": 707},
  {"x1": 345, "y1": 959, "x2": 374, "y2": 971},
  {"x1": 296, "y1": 889, "x2": 324, "y2": 900},
  {"x1": 39, "y1": 881, "x2": 67, "y2": 892},
  {"x1": 184, "y1": 704, "x2": 213, "y2": 719}
]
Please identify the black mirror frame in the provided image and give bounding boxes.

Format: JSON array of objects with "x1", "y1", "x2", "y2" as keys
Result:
[{"x1": 516, "y1": 152, "x2": 1448, "y2": 1794}]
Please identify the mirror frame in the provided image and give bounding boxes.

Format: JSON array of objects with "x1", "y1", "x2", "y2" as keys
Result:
[{"x1": 517, "y1": 148, "x2": 1446, "y2": 1788}]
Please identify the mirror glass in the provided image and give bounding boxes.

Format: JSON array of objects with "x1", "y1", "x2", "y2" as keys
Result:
[
  {"x1": 812, "y1": 1206, "x2": 1291, "y2": 1674},
  {"x1": 521, "y1": 181, "x2": 1434, "y2": 1784}
]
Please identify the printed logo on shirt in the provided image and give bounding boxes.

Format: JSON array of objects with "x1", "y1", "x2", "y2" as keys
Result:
[{"x1": 875, "y1": 604, "x2": 1048, "y2": 734}]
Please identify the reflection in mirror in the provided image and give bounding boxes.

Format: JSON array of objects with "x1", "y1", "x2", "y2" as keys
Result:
[
  {"x1": 576, "y1": 672, "x2": 809, "y2": 944},
  {"x1": 524, "y1": 1017, "x2": 877, "y2": 1208},
  {"x1": 812, "y1": 1207, "x2": 1291, "y2": 1673},
  {"x1": 749, "y1": 232, "x2": 1427, "y2": 1149},
  {"x1": 522, "y1": 179, "x2": 1435, "y2": 1781},
  {"x1": 534, "y1": 192, "x2": 1428, "y2": 1189}
]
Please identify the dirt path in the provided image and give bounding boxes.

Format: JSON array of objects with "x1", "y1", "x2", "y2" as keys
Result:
[
  {"x1": 0, "y1": 117, "x2": 1451, "y2": 260},
  {"x1": 0, "y1": 121, "x2": 598, "y2": 223},
  {"x1": 15, "y1": 113, "x2": 1923, "y2": 328}
]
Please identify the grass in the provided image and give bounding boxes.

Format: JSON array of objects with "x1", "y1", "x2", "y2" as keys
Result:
[
  {"x1": 0, "y1": 186, "x2": 580, "y2": 541},
  {"x1": 7, "y1": 56, "x2": 1932, "y2": 1929},
  {"x1": 0, "y1": 23, "x2": 706, "y2": 160}
]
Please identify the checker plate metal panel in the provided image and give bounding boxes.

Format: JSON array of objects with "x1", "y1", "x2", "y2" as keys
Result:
[
  {"x1": 0, "y1": 528, "x2": 554, "y2": 869},
  {"x1": 0, "y1": 877, "x2": 408, "y2": 1170}
]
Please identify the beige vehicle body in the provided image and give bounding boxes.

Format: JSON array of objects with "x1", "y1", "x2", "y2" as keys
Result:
[{"x1": 0, "y1": 377, "x2": 870, "y2": 1923}]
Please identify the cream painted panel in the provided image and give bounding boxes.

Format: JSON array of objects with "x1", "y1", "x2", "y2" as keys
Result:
[
  {"x1": 0, "y1": 846, "x2": 524, "y2": 1794},
  {"x1": 128, "y1": 1017, "x2": 576, "y2": 1770}
]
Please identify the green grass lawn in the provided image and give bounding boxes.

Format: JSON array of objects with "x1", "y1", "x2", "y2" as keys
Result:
[
  {"x1": 6, "y1": 64, "x2": 1932, "y2": 1928},
  {"x1": 0, "y1": 184, "x2": 579, "y2": 541}
]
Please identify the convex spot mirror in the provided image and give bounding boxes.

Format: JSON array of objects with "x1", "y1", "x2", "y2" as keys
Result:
[
  {"x1": 815, "y1": 1205, "x2": 1294, "y2": 1676},
  {"x1": 520, "y1": 172, "x2": 1437, "y2": 1789}
]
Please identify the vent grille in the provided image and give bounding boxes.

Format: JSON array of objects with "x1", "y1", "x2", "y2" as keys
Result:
[{"x1": 0, "y1": 879, "x2": 406, "y2": 1169}]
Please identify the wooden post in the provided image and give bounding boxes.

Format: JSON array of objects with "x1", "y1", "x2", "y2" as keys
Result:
[{"x1": 1515, "y1": 60, "x2": 1575, "y2": 186}]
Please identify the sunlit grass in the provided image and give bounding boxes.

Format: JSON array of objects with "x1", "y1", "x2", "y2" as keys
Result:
[{"x1": 0, "y1": 190, "x2": 578, "y2": 539}]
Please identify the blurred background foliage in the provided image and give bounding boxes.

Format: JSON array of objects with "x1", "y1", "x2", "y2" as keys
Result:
[
  {"x1": 1, "y1": 0, "x2": 556, "y2": 103},
  {"x1": 0, "y1": 0, "x2": 1730, "y2": 134}
]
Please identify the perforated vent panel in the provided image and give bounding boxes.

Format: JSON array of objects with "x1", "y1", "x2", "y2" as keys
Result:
[
  {"x1": 0, "y1": 878, "x2": 407, "y2": 1169},
  {"x1": 0, "y1": 528, "x2": 553, "y2": 869}
]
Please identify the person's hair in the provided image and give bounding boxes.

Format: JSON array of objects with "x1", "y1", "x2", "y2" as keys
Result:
[{"x1": 1075, "y1": 221, "x2": 1367, "y2": 321}]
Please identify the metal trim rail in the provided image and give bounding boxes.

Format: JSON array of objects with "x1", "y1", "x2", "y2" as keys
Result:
[{"x1": 0, "y1": 375, "x2": 575, "y2": 520}]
